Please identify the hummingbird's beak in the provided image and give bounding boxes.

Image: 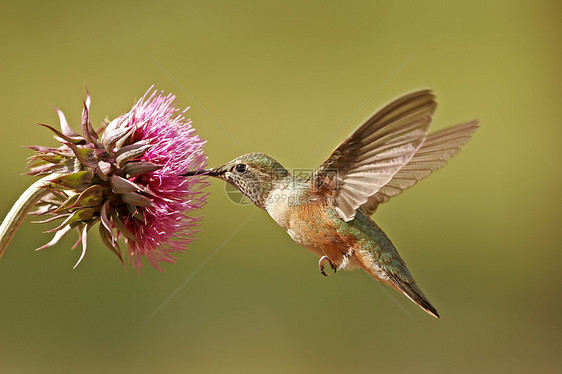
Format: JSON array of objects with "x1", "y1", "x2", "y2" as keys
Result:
[{"x1": 182, "y1": 168, "x2": 220, "y2": 177}]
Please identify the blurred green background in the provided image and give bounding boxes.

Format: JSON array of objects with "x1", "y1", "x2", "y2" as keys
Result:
[{"x1": 1, "y1": 0, "x2": 561, "y2": 373}]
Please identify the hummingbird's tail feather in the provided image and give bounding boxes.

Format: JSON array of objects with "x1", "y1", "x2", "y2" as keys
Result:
[
  {"x1": 353, "y1": 248, "x2": 439, "y2": 318},
  {"x1": 386, "y1": 273, "x2": 440, "y2": 318}
]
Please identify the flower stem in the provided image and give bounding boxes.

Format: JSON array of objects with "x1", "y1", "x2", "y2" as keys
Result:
[{"x1": 0, "y1": 174, "x2": 60, "y2": 260}]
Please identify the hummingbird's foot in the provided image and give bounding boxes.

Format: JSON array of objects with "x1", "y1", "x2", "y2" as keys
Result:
[
  {"x1": 319, "y1": 256, "x2": 338, "y2": 276},
  {"x1": 338, "y1": 249, "x2": 353, "y2": 271}
]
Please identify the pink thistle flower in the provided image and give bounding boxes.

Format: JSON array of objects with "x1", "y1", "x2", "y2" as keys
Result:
[
  {"x1": 26, "y1": 87, "x2": 208, "y2": 271},
  {"x1": 115, "y1": 90, "x2": 208, "y2": 269}
]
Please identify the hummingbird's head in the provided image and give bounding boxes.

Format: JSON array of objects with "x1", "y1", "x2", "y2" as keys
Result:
[{"x1": 185, "y1": 153, "x2": 289, "y2": 208}]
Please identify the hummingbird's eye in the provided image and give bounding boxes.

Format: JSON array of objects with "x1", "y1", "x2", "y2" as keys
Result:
[{"x1": 235, "y1": 163, "x2": 248, "y2": 173}]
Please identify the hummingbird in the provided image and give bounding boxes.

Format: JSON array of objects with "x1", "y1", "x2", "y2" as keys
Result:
[{"x1": 185, "y1": 90, "x2": 478, "y2": 318}]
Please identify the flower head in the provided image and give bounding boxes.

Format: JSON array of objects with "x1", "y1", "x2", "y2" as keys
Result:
[{"x1": 27, "y1": 87, "x2": 208, "y2": 270}]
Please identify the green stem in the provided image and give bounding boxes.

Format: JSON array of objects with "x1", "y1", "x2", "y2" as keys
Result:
[{"x1": 0, "y1": 174, "x2": 60, "y2": 260}]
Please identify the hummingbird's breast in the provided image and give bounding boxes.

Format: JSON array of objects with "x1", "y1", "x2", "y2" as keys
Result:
[
  {"x1": 265, "y1": 181, "x2": 356, "y2": 263},
  {"x1": 265, "y1": 180, "x2": 403, "y2": 281}
]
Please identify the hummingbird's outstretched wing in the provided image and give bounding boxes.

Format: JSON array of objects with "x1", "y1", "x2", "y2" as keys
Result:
[
  {"x1": 360, "y1": 120, "x2": 479, "y2": 215},
  {"x1": 309, "y1": 90, "x2": 436, "y2": 221}
]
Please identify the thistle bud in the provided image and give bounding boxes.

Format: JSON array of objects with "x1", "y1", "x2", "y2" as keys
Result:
[{"x1": 26, "y1": 88, "x2": 208, "y2": 270}]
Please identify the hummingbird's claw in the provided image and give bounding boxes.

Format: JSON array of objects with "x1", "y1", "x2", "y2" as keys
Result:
[{"x1": 319, "y1": 256, "x2": 337, "y2": 276}]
